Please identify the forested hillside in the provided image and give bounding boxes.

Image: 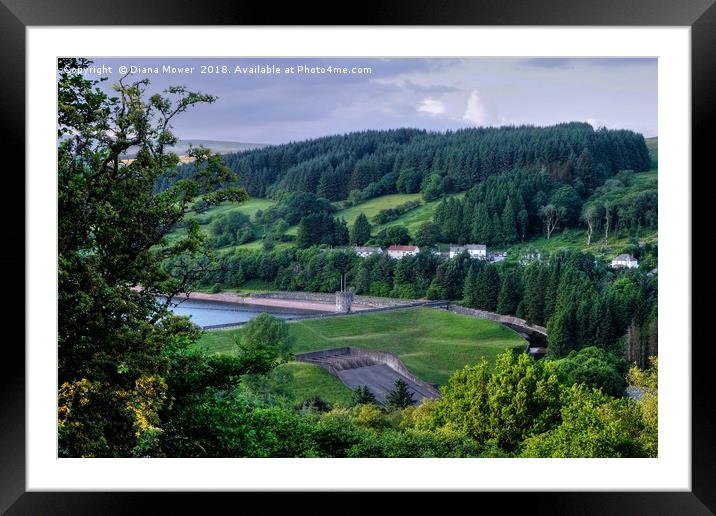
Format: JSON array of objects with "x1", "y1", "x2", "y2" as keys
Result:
[{"x1": 157, "y1": 123, "x2": 650, "y2": 202}]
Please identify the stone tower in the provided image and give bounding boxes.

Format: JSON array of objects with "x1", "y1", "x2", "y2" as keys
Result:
[{"x1": 335, "y1": 289, "x2": 354, "y2": 313}]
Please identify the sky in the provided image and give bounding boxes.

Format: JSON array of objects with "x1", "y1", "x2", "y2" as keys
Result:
[{"x1": 70, "y1": 57, "x2": 657, "y2": 144}]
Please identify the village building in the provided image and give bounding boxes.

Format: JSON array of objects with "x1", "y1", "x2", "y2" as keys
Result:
[
  {"x1": 520, "y1": 251, "x2": 542, "y2": 265},
  {"x1": 449, "y1": 244, "x2": 487, "y2": 259},
  {"x1": 431, "y1": 249, "x2": 450, "y2": 259},
  {"x1": 489, "y1": 251, "x2": 507, "y2": 263},
  {"x1": 387, "y1": 244, "x2": 419, "y2": 259},
  {"x1": 352, "y1": 246, "x2": 383, "y2": 258},
  {"x1": 611, "y1": 253, "x2": 639, "y2": 269}
]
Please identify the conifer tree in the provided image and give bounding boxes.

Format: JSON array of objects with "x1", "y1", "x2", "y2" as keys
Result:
[
  {"x1": 496, "y1": 269, "x2": 521, "y2": 315},
  {"x1": 490, "y1": 212, "x2": 503, "y2": 245},
  {"x1": 518, "y1": 209, "x2": 529, "y2": 241},
  {"x1": 475, "y1": 264, "x2": 501, "y2": 311},
  {"x1": 501, "y1": 198, "x2": 518, "y2": 243},
  {"x1": 472, "y1": 202, "x2": 491, "y2": 243},
  {"x1": 522, "y1": 265, "x2": 546, "y2": 325},
  {"x1": 385, "y1": 378, "x2": 415, "y2": 409},
  {"x1": 352, "y1": 385, "x2": 377, "y2": 405},
  {"x1": 463, "y1": 266, "x2": 479, "y2": 308},
  {"x1": 350, "y1": 213, "x2": 372, "y2": 245},
  {"x1": 547, "y1": 308, "x2": 575, "y2": 358}
]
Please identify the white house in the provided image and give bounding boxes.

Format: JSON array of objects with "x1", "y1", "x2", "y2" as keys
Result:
[
  {"x1": 352, "y1": 246, "x2": 383, "y2": 258},
  {"x1": 611, "y1": 253, "x2": 639, "y2": 269},
  {"x1": 387, "y1": 244, "x2": 419, "y2": 259},
  {"x1": 449, "y1": 244, "x2": 487, "y2": 259}
]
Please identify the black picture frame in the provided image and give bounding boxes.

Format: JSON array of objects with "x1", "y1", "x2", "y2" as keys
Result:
[{"x1": 2, "y1": 0, "x2": 712, "y2": 512}]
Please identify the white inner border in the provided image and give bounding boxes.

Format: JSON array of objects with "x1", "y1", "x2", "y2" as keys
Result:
[{"x1": 27, "y1": 27, "x2": 691, "y2": 491}]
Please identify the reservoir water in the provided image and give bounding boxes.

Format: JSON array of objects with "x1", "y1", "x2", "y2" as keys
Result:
[{"x1": 162, "y1": 297, "x2": 325, "y2": 328}]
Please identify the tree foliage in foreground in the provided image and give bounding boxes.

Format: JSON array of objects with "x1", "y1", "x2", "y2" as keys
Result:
[
  {"x1": 235, "y1": 313, "x2": 294, "y2": 374},
  {"x1": 520, "y1": 357, "x2": 657, "y2": 458},
  {"x1": 57, "y1": 58, "x2": 248, "y2": 456},
  {"x1": 432, "y1": 351, "x2": 562, "y2": 451},
  {"x1": 417, "y1": 350, "x2": 657, "y2": 457},
  {"x1": 553, "y1": 346, "x2": 627, "y2": 397}
]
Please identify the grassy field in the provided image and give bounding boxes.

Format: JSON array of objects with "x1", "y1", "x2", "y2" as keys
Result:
[
  {"x1": 282, "y1": 191, "x2": 464, "y2": 238},
  {"x1": 334, "y1": 193, "x2": 422, "y2": 226},
  {"x1": 283, "y1": 192, "x2": 431, "y2": 238},
  {"x1": 374, "y1": 193, "x2": 465, "y2": 235},
  {"x1": 632, "y1": 169, "x2": 658, "y2": 188},
  {"x1": 197, "y1": 307, "x2": 526, "y2": 386},
  {"x1": 166, "y1": 198, "x2": 277, "y2": 246},
  {"x1": 501, "y1": 227, "x2": 657, "y2": 262},
  {"x1": 235, "y1": 239, "x2": 293, "y2": 252},
  {"x1": 276, "y1": 362, "x2": 353, "y2": 406},
  {"x1": 193, "y1": 334, "x2": 353, "y2": 405},
  {"x1": 192, "y1": 198, "x2": 276, "y2": 224}
]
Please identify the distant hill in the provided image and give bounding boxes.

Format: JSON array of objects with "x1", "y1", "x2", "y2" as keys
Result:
[
  {"x1": 161, "y1": 123, "x2": 652, "y2": 200},
  {"x1": 120, "y1": 139, "x2": 268, "y2": 160}
]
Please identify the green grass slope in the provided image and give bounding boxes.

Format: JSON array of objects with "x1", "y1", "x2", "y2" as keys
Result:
[
  {"x1": 374, "y1": 193, "x2": 465, "y2": 235},
  {"x1": 197, "y1": 308, "x2": 526, "y2": 386},
  {"x1": 166, "y1": 198, "x2": 277, "y2": 246},
  {"x1": 334, "y1": 193, "x2": 422, "y2": 226},
  {"x1": 276, "y1": 362, "x2": 353, "y2": 406},
  {"x1": 283, "y1": 191, "x2": 464, "y2": 238}
]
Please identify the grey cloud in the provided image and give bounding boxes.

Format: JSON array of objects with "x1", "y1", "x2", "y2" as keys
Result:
[{"x1": 73, "y1": 57, "x2": 656, "y2": 144}]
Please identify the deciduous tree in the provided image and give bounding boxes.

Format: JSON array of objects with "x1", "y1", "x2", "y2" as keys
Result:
[{"x1": 57, "y1": 58, "x2": 247, "y2": 457}]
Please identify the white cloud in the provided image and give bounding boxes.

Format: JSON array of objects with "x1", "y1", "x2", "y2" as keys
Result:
[
  {"x1": 586, "y1": 118, "x2": 599, "y2": 128},
  {"x1": 463, "y1": 90, "x2": 489, "y2": 125},
  {"x1": 417, "y1": 97, "x2": 446, "y2": 115}
]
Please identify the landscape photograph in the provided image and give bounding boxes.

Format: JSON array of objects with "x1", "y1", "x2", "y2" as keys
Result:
[{"x1": 58, "y1": 56, "x2": 658, "y2": 459}]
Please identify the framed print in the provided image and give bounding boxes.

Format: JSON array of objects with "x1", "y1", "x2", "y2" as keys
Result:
[{"x1": 3, "y1": 0, "x2": 713, "y2": 512}]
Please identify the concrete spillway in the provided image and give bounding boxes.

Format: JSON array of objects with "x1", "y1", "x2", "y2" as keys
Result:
[
  {"x1": 295, "y1": 347, "x2": 441, "y2": 405},
  {"x1": 336, "y1": 364, "x2": 438, "y2": 404}
]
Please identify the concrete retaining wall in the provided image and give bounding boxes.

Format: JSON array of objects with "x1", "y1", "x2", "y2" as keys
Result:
[
  {"x1": 448, "y1": 305, "x2": 547, "y2": 336},
  {"x1": 203, "y1": 300, "x2": 450, "y2": 331},
  {"x1": 296, "y1": 346, "x2": 440, "y2": 398},
  {"x1": 252, "y1": 291, "x2": 417, "y2": 308}
]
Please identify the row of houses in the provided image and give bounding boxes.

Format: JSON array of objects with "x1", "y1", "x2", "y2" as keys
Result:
[
  {"x1": 352, "y1": 245, "x2": 640, "y2": 272},
  {"x1": 352, "y1": 245, "x2": 420, "y2": 259},
  {"x1": 448, "y1": 244, "x2": 486, "y2": 259},
  {"x1": 355, "y1": 246, "x2": 641, "y2": 269},
  {"x1": 353, "y1": 244, "x2": 506, "y2": 262}
]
